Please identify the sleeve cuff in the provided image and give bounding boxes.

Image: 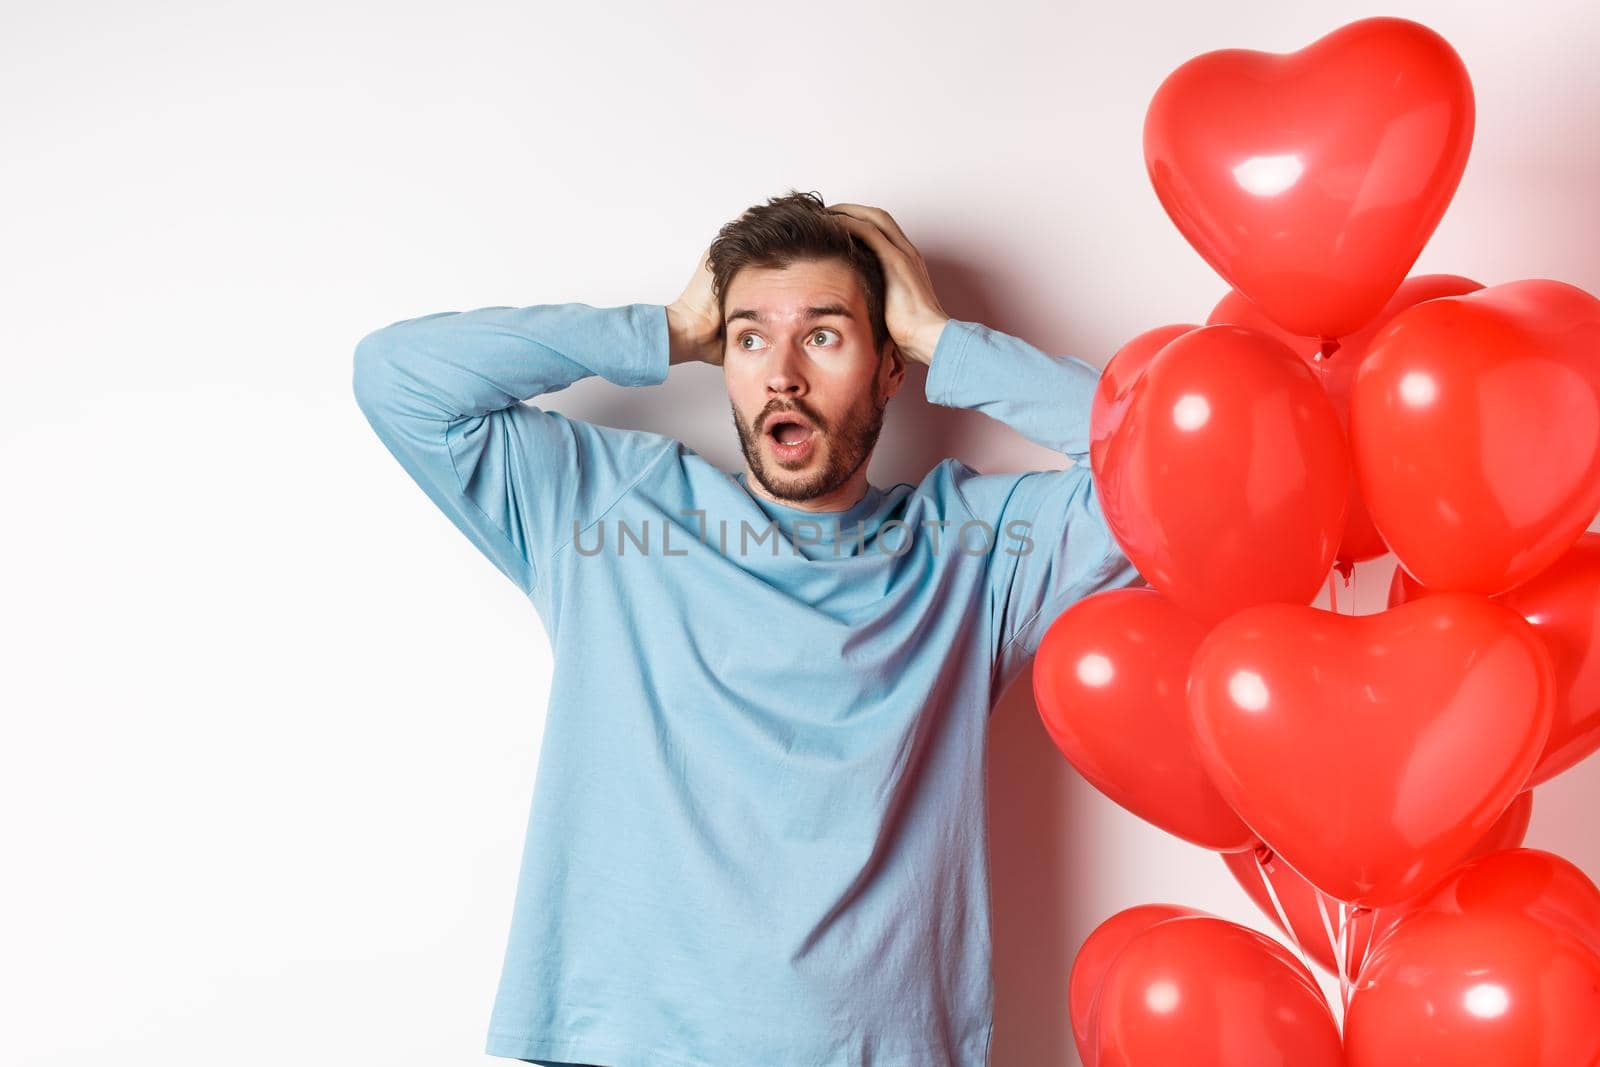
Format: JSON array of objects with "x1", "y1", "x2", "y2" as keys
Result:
[
  {"x1": 620, "y1": 303, "x2": 672, "y2": 387},
  {"x1": 923, "y1": 319, "x2": 979, "y2": 407}
]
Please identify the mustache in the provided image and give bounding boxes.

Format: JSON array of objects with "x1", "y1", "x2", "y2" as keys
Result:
[{"x1": 757, "y1": 403, "x2": 825, "y2": 433}]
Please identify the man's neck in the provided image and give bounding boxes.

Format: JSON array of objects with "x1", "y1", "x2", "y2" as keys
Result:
[{"x1": 739, "y1": 470, "x2": 871, "y2": 514}]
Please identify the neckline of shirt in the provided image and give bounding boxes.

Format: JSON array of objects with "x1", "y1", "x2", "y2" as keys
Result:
[{"x1": 733, "y1": 471, "x2": 885, "y2": 541}]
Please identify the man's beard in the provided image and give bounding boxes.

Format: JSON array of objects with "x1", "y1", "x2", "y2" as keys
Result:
[{"x1": 733, "y1": 376, "x2": 886, "y2": 505}]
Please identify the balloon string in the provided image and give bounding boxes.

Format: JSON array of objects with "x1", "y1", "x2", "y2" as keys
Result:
[
  {"x1": 1327, "y1": 561, "x2": 1356, "y2": 614},
  {"x1": 1253, "y1": 849, "x2": 1305, "y2": 957},
  {"x1": 1312, "y1": 889, "x2": 1347, "y2": 1032},
  {"x1": 1338, "y1": 900, "x2": 1354, "y2": 1014},
  {"x1": 1254, "y1": 848, "x2": 1336, "y2": 1029},
  {"x1": 1356, "y1": 903, "x2": 1378, "y2": 988}
]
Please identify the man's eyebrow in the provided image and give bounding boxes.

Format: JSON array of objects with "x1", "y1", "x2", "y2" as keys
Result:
[{"x1": 724, "y1": 304, "x2": 856, "y2": 325}]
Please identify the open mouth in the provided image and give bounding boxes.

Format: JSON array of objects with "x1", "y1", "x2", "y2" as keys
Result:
[{"x1": 764, "y1": 413, "x2": 817, "y2": 458}]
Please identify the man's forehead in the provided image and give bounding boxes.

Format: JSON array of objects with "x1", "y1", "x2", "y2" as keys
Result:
[{"x1": 723, "y1": 262, "x2": 864, "y2": 324}]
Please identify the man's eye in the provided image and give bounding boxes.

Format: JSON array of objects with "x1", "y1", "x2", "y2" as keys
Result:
[
  {"x1": 739, "y1": 333, "x2": 767, "y2": 351},
  {"x1": 810, "y1": 329, "x2": 838, "y2": 346}
]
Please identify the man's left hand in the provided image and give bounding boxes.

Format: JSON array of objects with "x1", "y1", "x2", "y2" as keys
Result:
[{"x1": 827, "y1": 202, "x2": 950, "y2": 366}]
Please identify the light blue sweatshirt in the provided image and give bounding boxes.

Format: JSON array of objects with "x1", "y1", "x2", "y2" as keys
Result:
[{"x1": 351, "y1": 301, "x2": 1142, "y2": 1067}]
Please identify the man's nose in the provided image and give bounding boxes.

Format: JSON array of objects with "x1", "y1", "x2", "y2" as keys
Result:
[{"x1": 765, "y1": 339, "x2": 808, "y2": 395}]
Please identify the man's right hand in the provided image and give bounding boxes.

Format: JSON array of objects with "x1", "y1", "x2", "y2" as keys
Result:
[{"x1": 667, "y1": 247, "x2": 725, "y2": 367}]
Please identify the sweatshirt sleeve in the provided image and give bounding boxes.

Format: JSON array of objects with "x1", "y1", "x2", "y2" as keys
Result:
[
  {"x1": 352, "y1": 301, "x2": 674, "y2": 598},
  {"x1": 923, "y1": 319, "x2": 1146, "y2": 702}
]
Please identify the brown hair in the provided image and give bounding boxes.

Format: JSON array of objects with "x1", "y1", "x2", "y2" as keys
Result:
[{"x1": 708, "y1": 189, "x2": 890, "y2": 352}]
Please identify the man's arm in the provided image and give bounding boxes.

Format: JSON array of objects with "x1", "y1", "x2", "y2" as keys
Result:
[
  {"x1": 924, "y1": 318, "x2": 1144, "y2": 702},
  {"x1": 351, "y1": 300, "x2": 677, "y2": 597}
]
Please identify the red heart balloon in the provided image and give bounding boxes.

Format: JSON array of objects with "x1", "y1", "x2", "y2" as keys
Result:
[
  {"x1": 1347, "y1": 911, "x2": 1600, "y2": 1067},
  {"x1": 1034, "y1": 587, "x2": 1257, "y2": 851},
  {"x1": 1388, "y1": 851, "x2": 1600, "y2": 959},
  {"x1": 1090, "y1": 324, "x2": 1349, "y2": 624},
  {"x1": 1089, "y1": 323, "x2": 1197, "y2": 464},
  {"x1": 1391, "y1": 533, "x2": 1600, "y2": 785},
  {"x1": 1209, "y1": 274, "x2": 1483, "y2": 565},
  {"x1": 1346, "y1": 851, "x2": 1600, "y2": 1067},
  {"x1": 1351, "y1": 278, "x2": 1600, "y2": 595},
  {"x1": 1396, "y1": 847, "x2": 1600, "y2": 959},
  {"x1": 1068, "y1": 904, "x2": 1204, "y2": 1067},
  {"x1": 1188, "y1": 592, "x2": 1554, "y2": 907},
  {"x1": 1222, "y1": 791, "x2": 1532, "y2": 976},
  {"x1": 1089, "y1": 915, "x2": 1342, "y2": 1067},
  {"x1": 1144, "y1": 16, "x2": 1474, "y2": 340}
]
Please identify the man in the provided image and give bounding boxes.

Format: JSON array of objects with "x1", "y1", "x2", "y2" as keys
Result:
[{"x1": 352, "y1": 191, "x2": 1141, "y2": 1066}]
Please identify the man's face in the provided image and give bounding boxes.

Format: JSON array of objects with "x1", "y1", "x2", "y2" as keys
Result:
[{"x1": 723, "y1": 257, "x2": 903, "y2": 505}]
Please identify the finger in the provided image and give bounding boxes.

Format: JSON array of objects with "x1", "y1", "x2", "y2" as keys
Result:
[
  {"x1": 828, "y1": 209, "x2": 911, "y2": 266},
  {"x1": 828, "y1": 204, "x2": 913, "y2": 259},
  {"x1": 827, "y1": 203, "x2": 917, "y2": 260}
]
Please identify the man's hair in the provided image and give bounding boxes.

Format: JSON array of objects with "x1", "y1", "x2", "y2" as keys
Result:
[{"x1": 708, "y1": 189, "x2": 891, "y2": 352}]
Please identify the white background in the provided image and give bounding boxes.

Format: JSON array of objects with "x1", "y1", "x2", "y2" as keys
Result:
[{"x1": 5, "y1": 1, "x2": 1599, "y2": 1063}]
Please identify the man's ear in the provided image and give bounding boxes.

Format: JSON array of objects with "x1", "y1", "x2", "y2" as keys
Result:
[{"x1": 880, "y1": 338, "x2": 907, "y2": 399}]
